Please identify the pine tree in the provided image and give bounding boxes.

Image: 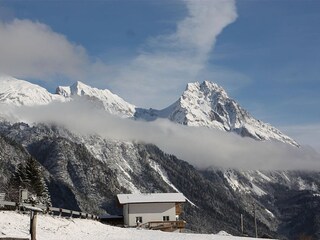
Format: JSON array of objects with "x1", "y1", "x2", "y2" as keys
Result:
[
  {"x1": 12, "y1": 163, "x2": 26, "y2": 187},
  {"x1": 8, "y1": 157, "x2": 51, "y2": 206},
  {"x1": 25, "y1": 157, "x2": 43, "y2": 195}
]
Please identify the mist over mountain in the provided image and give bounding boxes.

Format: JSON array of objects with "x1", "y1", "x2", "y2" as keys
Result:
[
  {"x1": 0, "y1": 76, "x2": 298, "y2": 146},
  {"x1": 135, "y1": 81, "x2": 298, "y2": 147}
]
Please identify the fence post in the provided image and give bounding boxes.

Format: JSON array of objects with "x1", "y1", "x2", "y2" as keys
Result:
[
  {"x1": 15, "y1": 202, "x2": 19, "y2": 212},
  {"x1": 240, "y1": 213, "x2": 244, "y2": 235},
  {"x1": 59, "y1": 208, "x2": 62, "y2": 217},
  {"x1": 70, "y1": 210, "x2": 73, "y2": 218},
  {"x1": 29, "y1": 210, "x2": 39, "y2": 240}
]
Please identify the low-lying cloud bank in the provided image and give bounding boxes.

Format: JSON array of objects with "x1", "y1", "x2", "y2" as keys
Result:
[{"x1": 1, "y1": 101, "x2": 319, "y2": 171}]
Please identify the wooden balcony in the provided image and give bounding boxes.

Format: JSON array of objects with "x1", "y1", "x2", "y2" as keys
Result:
[{"x1": 141, "y1": 220, "x2": 186, "y2": 232}]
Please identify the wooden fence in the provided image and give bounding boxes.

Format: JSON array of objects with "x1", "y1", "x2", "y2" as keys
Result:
[{"x1": 0, "y1": 200, "x2": 99, "y2": 220}]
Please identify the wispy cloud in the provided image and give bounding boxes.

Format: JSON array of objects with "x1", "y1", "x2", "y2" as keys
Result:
[
  {"x1": 0, "y1": 1, "x2": 238, "y2": 108},
  {"x1": 105, "y1": 0, "x2": 238, "y2": 108},
  {"x1": 1, "y1": 101, "x2": 319, "y2": 171}
]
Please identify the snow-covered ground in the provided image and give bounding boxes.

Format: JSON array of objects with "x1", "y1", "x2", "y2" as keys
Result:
[{"x1": 0, "y1": 211, "x2": 275, "y2": 240}]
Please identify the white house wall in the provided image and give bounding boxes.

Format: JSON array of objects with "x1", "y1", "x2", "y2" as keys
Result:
[{"x1": 124, "y1": 202, "x2": 176, "y2": 226}]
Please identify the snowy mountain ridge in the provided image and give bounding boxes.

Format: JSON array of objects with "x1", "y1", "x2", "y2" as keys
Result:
[
  {"x1": 0, "y1": 76, "x2": 297, "y2": 146},
  {"x1": 0, "y1": 76, "x2": 66, "y2": 106},
  {"x1": 56, "y1": 81, "x2": 136, "y2": 118},
  {"x1": 135, "y1": 81, "x2": 299, "y2": 146},
  {"x1": 0, "y1": 76, "x2": 135, "y2": 118}
]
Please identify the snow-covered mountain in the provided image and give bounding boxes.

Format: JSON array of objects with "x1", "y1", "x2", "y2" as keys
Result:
[
  {"x1": 56, "y1": 81, "x2": 135, "y2": 118},
  {"x1": 135, "y1": 81, "x2": 298, "y2": 146},
  {"x1": 0, "y1": 77, "x2": 135, "y2": 118},
  {"x1": 1, "y1": 77, "x2": 320, "y2": 238},
  {"x1": 0, "y1": 76, "x2": 297, "y2": 146},
  {"x1": 0, "y1": 76, "x2": 65, "y2": 106}
]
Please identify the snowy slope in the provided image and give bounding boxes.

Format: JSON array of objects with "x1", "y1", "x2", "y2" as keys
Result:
[
  {"x1": 0, "y1": 76, "x2": 65, "y2": 106},
  {"x1": 220, "y1": 169, "x2": 319, "y2": 197},
  {"x1": 0, "y1": 211, "x2": 275, "y2": 240},
  {"x1": 136, "y1": 81, "x2": 298, "y2": 146},
  {"x1": 56, "y1": 81, "x2": 135, "y2": 117}
]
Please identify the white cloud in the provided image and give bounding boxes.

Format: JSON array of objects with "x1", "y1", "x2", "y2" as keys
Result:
[
  {"x1": 106, "y1": 0, "x2": 237, "y2": 108},
  {"x1": 0, "y1": 19, "x2": 89, "y2": 80},
  {"x1": 0, "y1": 1, "x2": 238, "y2": 108},
  {"x1": 1, "y1": 100, "x2": 319, "y2": 171}
]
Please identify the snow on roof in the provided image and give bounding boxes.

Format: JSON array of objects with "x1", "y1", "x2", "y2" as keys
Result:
[{"x1": 117, "y1": 193, "x2": 186, "y2": 204}]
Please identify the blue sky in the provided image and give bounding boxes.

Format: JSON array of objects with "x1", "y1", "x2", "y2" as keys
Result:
[{"x1": 0, "y1": 0, "x2": 319, "y2": 148}]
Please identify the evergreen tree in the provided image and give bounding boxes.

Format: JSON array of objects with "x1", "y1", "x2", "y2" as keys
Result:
[
  {"x1": 25, "y1": 157, "x2": 43, "y2": 194},
  {"x1": 8, "y1": 157, "x2": 51, "y2": 206}
]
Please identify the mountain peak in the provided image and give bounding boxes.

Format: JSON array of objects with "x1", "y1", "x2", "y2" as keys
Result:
[
  {"x1": 0, "y1": 76, "x2": 65, "y2": 106},
  {"x1": 185, "y1": 80, "x2": 229, "y2": 99},
  {"x1": 56, "y1": 81, "x2": 136, "y2": 118},
  {"x1": 0, "y1": 76, "x2": 298, "y2": 146},
  {"x1": 136, "y1": 80, "x2": 299, "y2": 147},
  {"x1": 69, "y1": 81, "x2": 94, "y2": 96}
]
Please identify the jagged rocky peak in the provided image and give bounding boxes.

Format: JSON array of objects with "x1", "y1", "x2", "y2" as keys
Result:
[
  {"x1": 56, "y1": 81, "x2": 136, "y2": 118},
  {"x1": 136, "y1": 80, "x2": 299, "y2": 147},
  {"x1": 0, "y1": 75, "x2": 65, "y2": 106},
  {"x1": 185, "y1": 80, "x2": 228, "y2": 99},
  {"x1": 56, "y1": 81, "x2": 95, "y2": 97},
  {"x1": 70, "y1": 81, "x2": 100, "y2": 96},
  {"x1": 55, "y1": 86, "x2": 71, "y2": 98},
  {"x1": 56, "y1": 81, "x2": 102, "y2": 97},
  {"x1": 168, "y1": 80, "x2": 251, "y2": 131}
]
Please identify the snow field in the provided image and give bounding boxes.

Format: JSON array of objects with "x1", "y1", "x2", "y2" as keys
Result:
[{"x1": 0, "y1": 211, "x2": 275, "y2": 240}]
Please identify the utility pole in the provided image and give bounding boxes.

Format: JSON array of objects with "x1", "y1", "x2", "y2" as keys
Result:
[
  {"x1": 253, "y1": 203, "x2": 258, "y2": 238},
  {"x1": 240, "y1": 213, "x2": 244, "y2": 235}
]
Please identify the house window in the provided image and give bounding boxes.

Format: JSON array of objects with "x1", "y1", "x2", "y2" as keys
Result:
[
  {"x1": 163, "y1": 216, "x2": 170, "y2": 221},
  {"x1": 136, "y1": 216, "x2": 142, "y2": 224}
]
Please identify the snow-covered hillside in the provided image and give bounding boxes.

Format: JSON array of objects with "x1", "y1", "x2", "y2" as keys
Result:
[
  {"x1": 0, "y1": 122, "x2": 319, "y2": 238},
  {"x1": 56, "y1": 81, "x2": 135, "y2": 117},
  {"x1": 0, "y1": 211, "x2": 275, "y2": 240},
  {"x1": 0, "y1": 76, "x2": 65, "y2": 106},
  {"x1": 135, "y1": 81, "x2": 298, "y2": 146}
]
